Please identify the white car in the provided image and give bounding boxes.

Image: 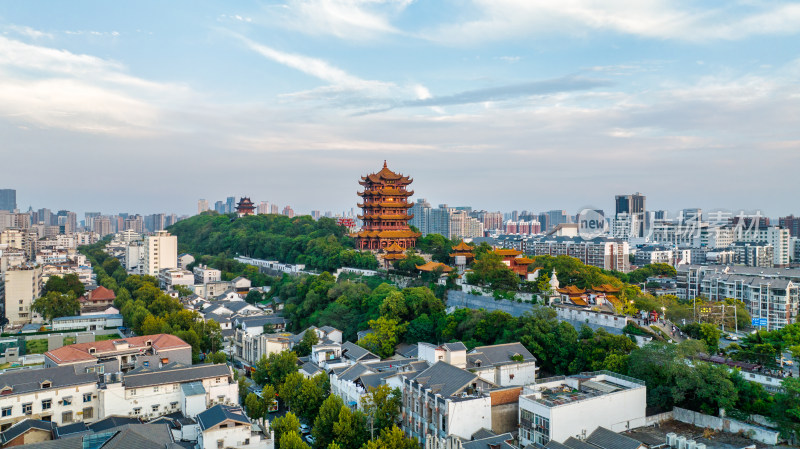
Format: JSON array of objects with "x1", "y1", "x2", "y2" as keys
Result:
[
  {"x1": 306, "y1": 435, "x2": 316, "y2": 445},
  {"x1": 299, "y1": 424, "x2": 311, "y2": 434}
]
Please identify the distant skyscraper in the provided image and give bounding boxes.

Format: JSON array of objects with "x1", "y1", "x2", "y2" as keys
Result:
[
  {"x1": 0, "y1": 189, "x2": 16, "y2": 211},
  {"x1": 93, "y1": 216, "x2": 112, "y2": 237},
  {"x1": 56, "y1": 210, "x2": 77, "y2": 234},
  {"x1": 85, "y1": 212, "x2": 101, "y2": 230},
  {"x1": 779, "y1": 215, "x2": 800, "y2": 238},
  {"x1": 270, "y1": 204, "x2": 279, "y2": 215},
  {"x1": 653, "y1": 210, "x2": 667, "y2": 220},
  {"x1": 214, "y1": 201, "x2": 225, "y2": 214},
  {"x1": 225, "y1": 196, "x2": 236, "y2": 214},
  {"x1": 37, "y1": 208, "x2": 52, "y2": 226},
  {"x1": 257, "y1": 201, "x2": 270, "y2": 215},
  {"x1": 311, "y1": 210, "x2": 321, "y2": 220},
  {"x1": 681, "y1": 208, "x2": 703, "y2": 223},
  {"x1": 197, "y1": 199, "x2": 209, "y2": 215},
  {"x1": 282, "y1": 205, "x2": 295, "y2": 218}
]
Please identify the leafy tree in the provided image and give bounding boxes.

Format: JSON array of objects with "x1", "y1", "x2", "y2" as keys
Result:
[
  {"x1": 280, "y1": 431, "x2": 310, "y2": 449},
  {"x1": 207, "y1": 351, "x2": 227, "y2": 364},
  {"x1": 32, "y1": 291, "x2": 80, "y2": 321},
  {"x1": 312, "y1": 395, "x2": 344, "y2": 449},
  {"x1": 360, "y1": 385, "x2": 402, "y2": 435},
  {"x1": 246, "y1": 289, "x2": 263, "y2": 304},
  {"x1": 238, "y1": 376, "x2": 251, "y2": 404},
  {"x1": 332, "y1": 406, "x2": 369, "y2": 449},
  {"x1": 773, "y1": 377, "x2": 800, "y2": 442},
  {"x1": 245, "y1": 393, "x2": 266, "y2": 423},
  {"x1": 379, "y1": 291, "x2": 408, "y2": 320},
  {"x1": 699, "y1": 323, "x2": 721, "y2": 353},
  {"x1": 272, "y1": 412, "x2": 302, "y2": 447},
  {"x1": 262, "y1": 384, "x2": 278, "y2": 413},
  {"x1": 467, "y1": 252, "x2": 519, "y2": 291},
  {"x1": 295, "y1": 329, "x2": 319, "y2": 357},
  {"x1": 357, "y1": 316, "x2": 407, "y2": 359},
  {"x1": 362, "y1": 426, "x2": 418, "y2": 449},
  {"x1": 44, "y1": 274, "x2": 85, "y2": 297}
]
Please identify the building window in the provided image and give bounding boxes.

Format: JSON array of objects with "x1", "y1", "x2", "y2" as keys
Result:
[
  {"x1": 244, "y1": 438, "x2": 250, "y2": 445},
  {"x1": 153, "y1": 386, "x2": 159, "y2": 392},
  {"x1": 42, "y1": 399, "x2": 52, "y2": 410},
  {"x1": 1, "y1": 407, "x2": 11, "y2": 417},
  {"x1": 84, "y1": 393, "x2": 92, "y2": 403},
  {"x1": 133, "y1": 407, "x2": 141, "y2": 415},
  {"x1": 217, "y1": 395, "x2": 225, "y2": 403},
  {"x1": 217, "y1": 440, "x2": 224, "y2": 449},
  {"x1": 62, "y1": 397, "x2": 72, "y2": 406},
  {"x1": 216, "y1": 377, "x2": 221, "y2": 383},
  {"x1": 83, "y1": 407, "x2": 93, "y2": 419},
  {"x1": 22, "y1": 403, "x2": 32, "y2": 415},
  {"x1": 62, "y1": 411, "x2": 73, "y2": 423},
  {"x1": 41, "y1": 381, "x2": 51, "y2": 389},
  {"x1": 152, "y1": 404, "x2": 159, "y2": 412},
  {"x1": 130, "y1": 389, "x2": 136, "y2": 396}
]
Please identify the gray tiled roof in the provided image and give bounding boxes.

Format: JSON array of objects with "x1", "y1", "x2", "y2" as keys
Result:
[
  {"x1": 585, "y1": 427, "x2": 643, "y2": 449},
  {"x1": 441, "y1": 342, "x2": 467, "y2": 352},
  {"x1": 0, "y1": 419, "x2": 54, "y2": 445},
  {"x1": 124, "y1": 362, "x2": 230, "y2": 388},
  {"x1": 238, "y1": 315, "x2": 287, "y2": 328},
  {"x1": 544, "y1": 441, "x2": 572, "y2": 449},
  {"x1": 339, "y1": 363, "x2": 372, "y2": 382},
  {"x1": 342, "y1": 341, "x2": 378, "y2": 362},
  {"x1": 410, "y1": 361, "x2": 479, "y2": 398},
  {"x1": 180, "y1": 381, "x2": 206, "y2": 396},
  {"x1": 468, "y1": 342, "x2": 536, "y2": 368},
  {"x1": 358, "y1": 372, "x2": 392, "y2": 390},
  {"x1": 53, "y1": 422, "x2": 89, "y2": 439},
  {"x1": 300, "y1": 361, "x2": 323, "y2": 376},
  {"x1": 471, "y1": 428, "x2": 496, "y2": 440},
  {"x1": 462, "y1": 433, "x2": 514, "y2": 449},
  {"x1": 0, "y1": 365, "x2": 97, "y2": 397},
  {"x1": 87, "y1": 416, "x2": 142, "y2": 432},
  {"x1": 563, "y1": 437, "x2": 601, "y2": 449},
  {"x1": 23, "y1": 423, "x2": 176, "y2": 449},
  {"x1": 197, "y1": 404, "x2": 250, "y2": 430},
  {"x1": 319, "y1": 326, "x2": 338, "y2": 333}
]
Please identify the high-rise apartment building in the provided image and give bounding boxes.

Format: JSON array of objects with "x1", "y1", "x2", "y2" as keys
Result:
[
  {"x1": 197, "y1": 199, "x2": 209, "y2": 215},
  {"x1": 0, "y1": 189, "x2": 16, "y2": 212},
  {"x1": 4, "y1": 265, "x2": 43, "y2": 325},
  {"x1": 780, "y1": 215, "x2": 800, "y2": 238},
  {"x1": 92, "y1": 216, "x2": 113, "y2": 237},
  {"x1": 225, "y1": 196, "x2": 236, "y2": 214},
  {"x1": 270, "y1": 204, "x2": 279, "y2": 215},
  {"x1": 282, "y1": 206, "x2": 295, "y2": 218},
  {"x1": 143, "y1": 230, "x2": 178, "y2": 276},
  {"x1": 214, "y1": 201, "x2": 225, "y2": 214},
  {"x1": 123, "y1": 215, "x2": 144, "y2": 234},
  {"x1": 257, "y1": 201, "x2": 270, "y2": 215}
]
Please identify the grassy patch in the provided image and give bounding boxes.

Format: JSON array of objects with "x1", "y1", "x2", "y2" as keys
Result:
[
  {"x1": 95, "y1": 334, "x2": 121, "y2": 342},
  {"x1": 63, "y1": 337, "x2": 76, "y2": 346},
  {"x1": 26, "y1": 339, "x2": 48, "y2": 354}
]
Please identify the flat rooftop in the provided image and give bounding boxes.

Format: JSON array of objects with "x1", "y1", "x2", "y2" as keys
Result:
[{"x1": 525, "y1": 372, "x2": 644, "y2": 408}]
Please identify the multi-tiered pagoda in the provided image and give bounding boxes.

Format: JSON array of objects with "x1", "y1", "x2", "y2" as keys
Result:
[
  {"x1": 354, "y1": 161, "x2": 420, "y2": 250},
  {"x1": 236, "y1": 197, "x2": 256, "y2": 217}
]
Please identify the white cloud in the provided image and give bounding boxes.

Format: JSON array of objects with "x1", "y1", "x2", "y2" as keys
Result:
[
  {"x1": 422, "y1": 0, "x2": 800, "y2": 44},
  {"x1": 260, "y1": 0, "x2": 412, "y2": 40},
  {"x1": 0, "y1": 32, "x2": 191, "y2": 135},
  {"x1": 3, "y1": 25, "x2": 53, "y2": 40}
]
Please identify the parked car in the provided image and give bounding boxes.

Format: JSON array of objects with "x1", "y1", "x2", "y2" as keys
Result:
[
  {"x1": 300, "y1": 424, "x2": 311, "y2": 434},
  {"x1": 306, "y1": 435, "x2": 316, "y2": 445}
]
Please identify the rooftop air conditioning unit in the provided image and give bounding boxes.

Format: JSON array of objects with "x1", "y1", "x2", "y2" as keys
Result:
[
  {"x1": 686, "y1": 441, "x2": 697, "y2": 449},
  {"x1": 695, "y1": 444, "x2": 706, "y2": 449},
  {"x1": 666, "y1": 432, "x2": 677, "y2": 446},
  {"x1": 676, "y1": 436, "x2": 687, "y2": 449}
]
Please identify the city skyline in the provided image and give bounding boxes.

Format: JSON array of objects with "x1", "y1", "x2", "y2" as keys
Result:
[{"x1": 1, "y1": 2, "x2": 799, "y2": 215}]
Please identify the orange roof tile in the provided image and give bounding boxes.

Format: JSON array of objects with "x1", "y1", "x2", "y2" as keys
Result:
[
  {"x1": 592, "y1": 284, "x2": 621, "y2": 293},
  {"x1": 89, "y1": 286, "x2": 116, "y2": 301},
  {"x1": 44, "y1": 333, "x2": 190, "y2": 365},
  {"x1": 569, "y1": 297, "x2": 588, "y2": 306},
  {"x1": 415, "y1": 262, "x2": 453, "y2": 273},
  {"x1": 493, "y1": 249, "x2": 522, "y2": 256},
  {"x1": 513, "y1": 257, "x2": 534, "y2": 265},
  {"x1": 385, "y1": 242, "x2": 405, "y2": 253},
  {"x1": 557, "y1": 286, "x2": 585, "y2": 295},
  {"x1": 451, "y1": 241, "x2": 474, "y2": 252}
]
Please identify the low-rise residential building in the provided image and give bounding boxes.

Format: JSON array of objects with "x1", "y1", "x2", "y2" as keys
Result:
[
  {"x1": 467, "y1": 343, "x2": 537, "y2": 387},
  {"x1": 178, "y1": 253, "x2": 195, "y2": 269},
  {"x1": 193, "y1": 265, "x2": 222, "y2": 285},
  {"x1": 530, "y1": 237, "x2": 630, "y2": 273},
  {"x1": 0, "y1": 366, "x2": 100, "y2": 430},
  {"x1": 51, "y1": 313, "x2": 123, "y2": 331},
  {"x1": 159, "y1": 268, "x2": 195, "y2": 290},
  {"x1": 99, "y1": 363, "x2": 237, "y2": 421},
  {"x1": 197, "y1": 404, "x2": 273, "y2": 449},
  {"x1": 44, "y1": 334, "x2": 192, "y2": 373},
  {"x1": 78, "y1": 286, "x2": 116, "y2": 314},
  {"x1": 3, "y1": 264, "x2": 43, "y2": 325},
  {"x1": 518, "y1": 371, "x2": 647, "y2": 447}
]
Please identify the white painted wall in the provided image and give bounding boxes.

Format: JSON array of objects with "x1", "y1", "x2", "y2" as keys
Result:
[
  {"x1": 447, "y1": 397, "x2": 491, "y2": 440},
  {"x1": 0, "y1": 382, "x2": 99, "y2": 428}
]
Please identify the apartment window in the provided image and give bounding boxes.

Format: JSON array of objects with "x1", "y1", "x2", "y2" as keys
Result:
[
  {"x1": 22, "y1": 403, "x2": 32, "y2": 415},
  {"x1": 62, "y1": 396, "x2": 72, "y2": 406},
  {"x1": 133, "y1": 407, "x2": 141, "y2": 415},
  {"x1": 217, "y1": 395, "x2": 225, "y2": 403},
  {"x1": 83, "y1": 407, "x2": 93, "y2": 419},
  {"x1": 62, "y1": 411, "x2": 73, "y2": 423},
  {"x1": 130, "y1": 389, "x2": 136, "y2": 396},
  {"x1": 216, "y1": 377, "x2": 222, "y2": 383},
  {"x1": 217, "y1": 440, "x2": 224, "y2": 449},
  {"x1": 42, "y1": 399, "x2": 52, "y2": 410},
  {"x1": 1, "y1": 407, "x2": 11, "y2": 417},
  {"x1": 152, "y1": 404, "x2": 159, "y2": 412},
  {"x1": 41, "y1": 381, "x2": 51, "y2": 389},
  {"x1": 83, "y1": 393, "x2": 92, "y2": 403},
  {"x1": 153, "y1": 386, "x2": 159, "y2": 392},
  {"x1": 244, "y1": 438, "x2": 250, "y2": 445}
]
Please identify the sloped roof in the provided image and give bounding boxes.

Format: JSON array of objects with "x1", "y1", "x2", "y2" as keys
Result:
[
  {"x1": 88, "y1": 416, "x2": 143, "y2": 432},
  {"x1": 300, "y1": 361, "x2": 323, "y2": 377},
  {"x1": 0, "y1": 365, "x2": 97, "y2": 397},
  {"x1": 0, "y1": 419, "x2": 55, "y2": 445},
  {"x1": 461, "y1": 433, "x2": 514, "y2": 449},
  {"x1": 124, "y1": 362, "x2": 230, "y2": 388},
  {"x1": 45, "y1": 334, "x2": 189, "y2": 364},
  {"x1": 342, "y1": 341, "x2": 378, "y2": 361},
  {"x1": 411, "y1": 361, "x2": 479, "y2": 398},
  {"x1": 441, "y1": 342, "x2": 467, "y2": 352},
  {"x1": 53, "y1": 422, "x2": 89, "y2": 439},
  {"x1": 197, "y1": 405, "x2": 250, "y2": 431},
  {"x1": 88, "y1": 286, "x2": 116, "y2": 301},
  {"x1": 544, "y1": 441, "x2": 572, "y2": 449},
  {"x1": 585, "y1": 427, "x2": 644, "y2": 449},
  {"x1": 416, "y1": 261, "x2": 453, "y2": 273},
  {"x1": 468, "y1": 342, "x2": 536, "y2": 368},
  {"x1": 338, "y1": 363, "x2": 372, "y2": 382},
  {"x1": 563, "y1": 437, "x2": 600, "y2": 449}
]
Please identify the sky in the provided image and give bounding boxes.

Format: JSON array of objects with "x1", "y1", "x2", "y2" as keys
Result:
[{"x1": 1, "y1": 1, "x2": 799, "y2": 218}]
